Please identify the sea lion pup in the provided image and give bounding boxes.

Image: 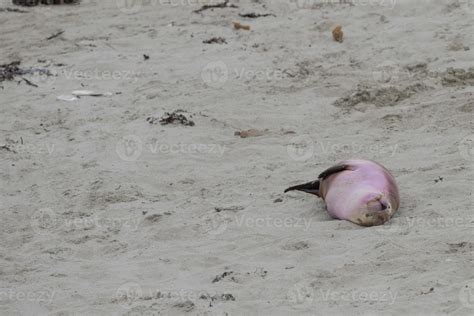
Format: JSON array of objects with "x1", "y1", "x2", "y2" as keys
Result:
[{"x1": 285, "y1": 159, "x2": 400, "y2": 226}]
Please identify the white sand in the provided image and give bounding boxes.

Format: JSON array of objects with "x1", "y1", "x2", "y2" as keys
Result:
[{"x1": 0, "y1": 0, "x2": 473, "y2": 315}]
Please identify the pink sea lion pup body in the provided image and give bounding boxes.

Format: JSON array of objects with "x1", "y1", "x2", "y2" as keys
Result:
[{"x1": 285, "y1": 159, "x2": 400, "y2": 226}]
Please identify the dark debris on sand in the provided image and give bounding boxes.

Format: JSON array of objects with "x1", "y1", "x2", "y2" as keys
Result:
[
  {"x1": 13, "y1": 0, "x2": 80, "y2": 5},
  {"x1": 238, "y1": 12, "x2": 275, "y2": 18},
  {"x1": 46, "y1": 30, "x2": 64, "y2": 40},
  {"x1": 199, "y1": 293, "x2": 236, "y2": 302},
  {"x1": 203, "y1": 37, "x2": 227, "y2": 44},
  {"x1": 0, "y1": 60, "x2": 52, "y2": 86},
  {"x1": 212, "y1": 271, "x2": 235, "y2": 283},
  {"x1": 0, "y1": 145, "x2": 16, "y2": 153},
  {"x1": 0, "y1": 61, "x2": 22, "y2": 81},
  {"x1": 193, "y1": 0, "x2": 237, "y2": 13},
  {"x1": 147, "y1": 110, "x2": 195, "y2": 126}
]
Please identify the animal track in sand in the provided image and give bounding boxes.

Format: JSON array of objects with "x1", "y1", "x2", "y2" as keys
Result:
[
  {"x1": 282, "y1": 241, "x2": 310, "y2": 251},
  {"x1": 333, "y1": 83, "x2": 430, "y2": 109}
]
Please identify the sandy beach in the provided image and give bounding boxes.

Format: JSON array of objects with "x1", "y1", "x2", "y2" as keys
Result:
[{"x1": 0, "y1": 0, "x2": 473, "y2": 315}]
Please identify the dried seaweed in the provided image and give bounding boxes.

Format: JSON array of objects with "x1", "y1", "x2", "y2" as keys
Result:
[{"x1": 147, "y1": 110, "x2": 195, "y2": 127}]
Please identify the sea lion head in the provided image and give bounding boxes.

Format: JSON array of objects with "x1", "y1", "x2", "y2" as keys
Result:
[{"x1": 352, "y1": 193, "x2": 395, "y2": 227}]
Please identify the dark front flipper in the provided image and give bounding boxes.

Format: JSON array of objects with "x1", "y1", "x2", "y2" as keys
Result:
[
  {"x1": 284, "y1": 180, "x2": 320, "y2": 197},
  {"x1": 318, "y1": 164, "x2": 350, "y2": 180}
]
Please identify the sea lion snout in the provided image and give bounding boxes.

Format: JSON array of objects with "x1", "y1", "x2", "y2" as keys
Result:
[
  {"x1": 353, "y1": 194, "x2": 392, "y2": 226},
  {"x1": 357, "y1": 210, "x2": 391, "y2": 227}
]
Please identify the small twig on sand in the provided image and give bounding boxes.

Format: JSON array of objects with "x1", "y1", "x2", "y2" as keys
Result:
[
  {"x1": 193, "y1": 0, "x2": 237, "y2": 13},
  {"x1": 203, "y1": 37, "x2": 227, "y2": 44},
  {"x1": 238, "y1": 13, "x2": 275, "y2": 18},
  {"x1": 46, "y1": 30, "x2": 65, "y2": 41},
  {"x1": 0, "y1": 145, "x2": 16, "y2": 153},
  {"x1": 22, "y1": 78, "x2": 38, "y2": 87},
  {"x1": 0, "y1": 8, "x2": 28, "y2": 13}
]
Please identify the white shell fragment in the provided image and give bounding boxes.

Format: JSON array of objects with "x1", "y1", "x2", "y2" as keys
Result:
[
  {"x1": 71, "y1": 90, "x2": 113, "y2": 97},
  {"x1": 57, "y1": 95, "x2": 79, "y2": 102}
]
